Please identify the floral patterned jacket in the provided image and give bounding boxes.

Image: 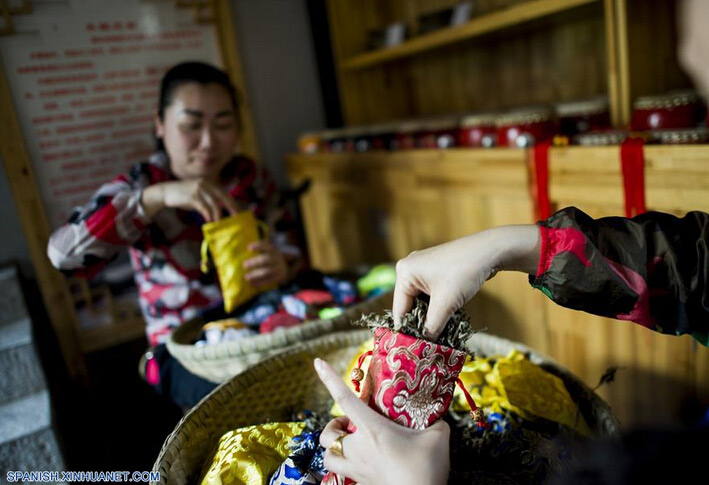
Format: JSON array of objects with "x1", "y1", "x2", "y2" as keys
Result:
[{"x1": 47, "y1": 151, "x2": 300, "y2": 345}]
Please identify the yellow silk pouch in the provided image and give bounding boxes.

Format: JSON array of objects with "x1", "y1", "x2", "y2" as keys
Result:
[
  {"x1": 453, "y1": 350, "x2": 592, "y2": 436},
  {"x1": 201, "y1": 422, "x2": 305, "y2": 485},
  {"x1": 331, "y1": 338, "x2": 374, "y2": 418},
  {"x1": 200, "y1": 211, "x2": 274, "y2": 313}
]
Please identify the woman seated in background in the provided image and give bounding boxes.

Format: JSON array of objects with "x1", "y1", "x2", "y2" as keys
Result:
[{"x1": 47, "y1": 61, "x2": 301, "y2": 408}]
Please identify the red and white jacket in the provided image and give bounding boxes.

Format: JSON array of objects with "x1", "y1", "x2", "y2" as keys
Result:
[{"x1": 47, "y1": 151, "x2": 300, "y2": 345}]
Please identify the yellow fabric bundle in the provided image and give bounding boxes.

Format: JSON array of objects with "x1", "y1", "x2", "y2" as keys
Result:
[
  {"x1": 453, "y1": 349, "x2": 592, "y2": 436},
  {"x1": 203, "y1": 318, "x2": 249, "y2": 332},
  {"x1": 331, "y1": 338, "x2": 374, "y2": 417},
  {"x1": 201, "y1": 422, "x2": 305, "y2": 485},
  {"x1": 200, "y1": 211, "x2": 273, "y2": 313}
]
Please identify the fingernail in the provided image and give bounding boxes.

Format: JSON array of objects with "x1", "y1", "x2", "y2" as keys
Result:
[{"x1": 314, "y1": 358, "x2": 323, "y2": 373}]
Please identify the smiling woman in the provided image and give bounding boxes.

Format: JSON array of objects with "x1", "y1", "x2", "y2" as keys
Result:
[
  {"x1": 153, "y1": 63, "x2": 241, "y2": 183},
  {"x1": 46, "y1": 62, "x2": 301, "y2": 407}
]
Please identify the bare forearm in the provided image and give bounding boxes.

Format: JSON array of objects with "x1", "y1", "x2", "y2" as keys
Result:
[
  {"x1": 140, "y1": 184, "x2": 165, "y2": 220},
  {"x1": 493, "y1": 224, "x2": 541, "y2": 275}
]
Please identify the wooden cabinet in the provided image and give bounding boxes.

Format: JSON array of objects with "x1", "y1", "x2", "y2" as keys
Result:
[
  {"x1": 326, "y1": 0, "x2": 691, "y2": 127},
  {"x1": 287, "y1": 146, "x2": 709, "y2": 428},
  {"x1": 545, "y1": 145, "x2": 709, "y2": 427},
  {"x1": 287, "y1": 149, "x2": 548, "y2": 356},
  {"x1": 288, "y1": 149, "x2": 533, "y2": 264}
]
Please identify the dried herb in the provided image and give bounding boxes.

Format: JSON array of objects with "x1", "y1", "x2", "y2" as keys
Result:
[
  {"x1": 354, "y1": 296, "x2": 478, "y2": 351},
  {"x1": 292, "y1": 410, "x2": 328, "y2": 433},
  {"x1": 447, "y1": 412, "x2": 583, "y2": 484},
  {"x1": 593, "y1": 366, "x2": 622, "y2": 391}
]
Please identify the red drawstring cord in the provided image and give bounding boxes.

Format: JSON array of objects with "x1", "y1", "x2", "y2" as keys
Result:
[
  {"x1": 456, "y1": 378, "x2": 490, "y2": 429},
  {"x1": 350, "y1": 350, "x2": 372, "y2": 392}
]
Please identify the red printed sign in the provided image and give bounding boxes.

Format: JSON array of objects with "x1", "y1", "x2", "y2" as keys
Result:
[{"x1": 0, "y1": 0, "x2": 221, "y2": 228}]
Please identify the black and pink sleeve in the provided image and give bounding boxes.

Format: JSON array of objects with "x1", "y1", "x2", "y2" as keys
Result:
[{"x1": 530, "y1": 206, "x2": 709, "y2": 346}]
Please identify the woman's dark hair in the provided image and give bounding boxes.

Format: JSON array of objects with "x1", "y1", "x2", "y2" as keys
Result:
[
  {"x1": 155, "y1": 61, "x2": 240, "y2": 150},
  {"x1": 158, "y1": 61, "x2": 239, "y2": 119}
]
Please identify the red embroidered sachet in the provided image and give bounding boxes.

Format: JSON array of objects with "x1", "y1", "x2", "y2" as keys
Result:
[
  {"x1": 322, "y1": 300, "x2": 483, "y2": 485},
  {"x1": 359, "y1": 327, "x2": 466, "y2": 429}
]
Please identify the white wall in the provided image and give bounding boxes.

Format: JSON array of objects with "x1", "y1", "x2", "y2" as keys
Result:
[{"x1": 231, "y1": 0, "x2": 325, "y2": 185}]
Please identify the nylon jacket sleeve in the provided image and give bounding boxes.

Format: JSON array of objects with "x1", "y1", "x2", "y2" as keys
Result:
[{"x1": 530, "y1": 206, "x2": 709, "y2": 345}]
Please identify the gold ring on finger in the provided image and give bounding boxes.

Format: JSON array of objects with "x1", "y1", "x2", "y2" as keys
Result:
[{"x1": 328, "y1": 432, "x2": 346, "y2": 458}]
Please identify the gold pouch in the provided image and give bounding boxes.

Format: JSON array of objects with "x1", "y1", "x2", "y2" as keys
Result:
[
  {"x1": 200, "y1": 422, "x2": 305, "y2": 485},
  {"x1": 453, "y1": 350, "x2": 592, "y2": 436},
  {"x1": 201, "y1": 211, "x2": 273, "y2": 313},
  {"x1": 330, "y1": 338, "x2": 374, "y2": 418}
]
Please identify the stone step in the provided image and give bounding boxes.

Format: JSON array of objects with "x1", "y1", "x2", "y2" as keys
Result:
[
  {"x1": 0, "y1": 340, "x2": 46, "y2": 407},
  {"x1": 0, "y1": 267, "x2": 28, "y2": 327},
  {"x1": 0, "y1": 316, "x2": 31, "y2": 353},
  {"x1": 0, "y1": 391, "x2": 51, "y2": 446},
  {"x1": 0, "y1": 428, "x2": 65, "y2": 484},
  {"x1": 0, "y1": 266, "x2": 48, "y2": 406}
]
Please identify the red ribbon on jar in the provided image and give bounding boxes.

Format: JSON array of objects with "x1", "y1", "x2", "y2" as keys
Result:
[
  {"x1": 529, "y1": 140, "x2": 552, "y2": 221},
  {"x1": 620, "y1": 138, "x2": 647, "y2": 218}
]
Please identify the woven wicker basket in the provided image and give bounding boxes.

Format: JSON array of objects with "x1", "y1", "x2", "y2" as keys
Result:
[
  {"x1": 153, "y1": 330, "x2": 621, "y2": 484},
  {"x1": 166, "y1": 292, "x2": 393, "y2": 383}
]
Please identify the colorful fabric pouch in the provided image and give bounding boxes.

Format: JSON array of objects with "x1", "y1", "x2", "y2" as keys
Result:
[
  {"x1": 269, "y1": 430, "x2": 326, "y2": 485},
  {"x1": 200, "y1": 422, "x2": 305, "y2": 485},
  {"x1": 200, "y1": 211, "x2": 274, "y2": 313},
  {"x1": 322, "y1": 326, "x2": 480, "y2": 485},
  {"x1": 454, "y1": 350, "x2": 591, "y2": 435},
  {"x1": 359, "y1": 327, "x2": 467, "y2": 428}
]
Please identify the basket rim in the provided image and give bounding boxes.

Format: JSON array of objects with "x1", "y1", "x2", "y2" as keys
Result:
[
  {"x1": 153, "y1": 330, "x2": 622, "y2": 483},
  {"x1": 153, "y1": 329, "x2": 371, "y2": 483},
  {"x1": 166, "y1": 292, "x2": 393, "y2": 362}
]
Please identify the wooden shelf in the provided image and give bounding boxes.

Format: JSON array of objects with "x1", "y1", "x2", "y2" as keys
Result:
[
  {"x1": 340, "y1": 0, "x2": 600, "y2": 71},
  {"x1": 80, "y1": 319, "x2": 146, "y2": 353}
]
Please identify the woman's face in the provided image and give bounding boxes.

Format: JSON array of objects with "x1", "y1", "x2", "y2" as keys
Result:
[{"x1": 155, "y1": 82, "x2": 239, "y2": 182}]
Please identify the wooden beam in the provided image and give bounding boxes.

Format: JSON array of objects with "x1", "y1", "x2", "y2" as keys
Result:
[
  {"x1": 614, "y1": 0, "x2": 631, "y2": 126},
  {"x1": 0, "y1": 56, "x2": 86, "y2": 379},
  {"x1": 213, "y1": 0, "x2": 261, "y2": 162}
]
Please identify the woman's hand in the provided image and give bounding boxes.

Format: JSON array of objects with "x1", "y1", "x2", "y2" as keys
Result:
[
  {"x1": 393, "y1": 225, "x2": 541, "y2": 339},
  {"x1": 315, "y1": 358, "x2": 450, "y2": 485},
  {"x1": 243, "y1": 241, "x2": 288, "y2": 287},
  {"x1": 141, "y1": 179, "x2": 241, "y2": 222}
]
